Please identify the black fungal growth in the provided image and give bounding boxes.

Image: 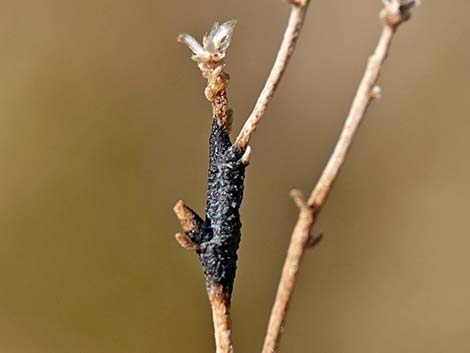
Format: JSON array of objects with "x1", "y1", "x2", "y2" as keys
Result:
[{"x1": 185, "y1": 115, "x2": 247, "y2": 295}]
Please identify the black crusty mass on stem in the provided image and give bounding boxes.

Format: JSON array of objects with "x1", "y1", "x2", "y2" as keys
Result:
[{"x1": 186, "y1": 113, "x2": 247, "y2": 295}]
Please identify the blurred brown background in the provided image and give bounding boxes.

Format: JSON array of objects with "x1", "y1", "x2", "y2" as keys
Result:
[{"x1": 0, "y1": 0, "x2": 469, "y2": 352}]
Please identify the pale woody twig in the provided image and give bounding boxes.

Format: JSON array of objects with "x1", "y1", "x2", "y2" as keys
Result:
[
  {"x1": 261, "y1": 1, "x2": 419, "y2": 353},
  {"x1": 308, "y1": 26, "x2": 395, "y2": 209},
  {"x1": 234, "y1": 0, "x2": 311, "y2": 149}
]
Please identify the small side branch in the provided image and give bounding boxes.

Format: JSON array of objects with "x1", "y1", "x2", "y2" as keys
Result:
[
  {"x1": 261, "y1": 2, "x2": 418, "y2": 353},
  {"x1": 174, "y1": 200, "x2": 203, "y2": 233},
  {"x1": 234, "y1": 0, "x2": 311, "y2": 149},
  {"x1": 174, "y1": 200, "x2": 204, "y2": 251}
]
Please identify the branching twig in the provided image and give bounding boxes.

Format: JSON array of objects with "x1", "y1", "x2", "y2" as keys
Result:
[
  {"x1": 175, "y1": 1, "x2": 312, "y2": 350},
  {"x1": 174, "y1": 1, "x2": 418, "y2": 353},
  {"x1": 261, "y1": 2, "x2": 419, "y2": 353}
]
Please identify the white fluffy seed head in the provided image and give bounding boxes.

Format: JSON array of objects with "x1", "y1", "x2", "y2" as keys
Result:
[
  {"x1": 381, "y1": 0, "x2": 421, "y2": 14},
  {"x1": 178, "y1": 20, "x2": 237, "y2": 63}
]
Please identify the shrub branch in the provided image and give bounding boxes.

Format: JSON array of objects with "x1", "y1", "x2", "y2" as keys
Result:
[
  {"x1": 261, "y1": 2, "x2": 419, "y2": 353},
  {"x1": 173, "y1": 1, "x2": 418, "y2": 353}
]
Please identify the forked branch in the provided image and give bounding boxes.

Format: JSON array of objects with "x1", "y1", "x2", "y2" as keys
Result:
[
  {"x1": 261, "y1": 2, "x2": 419, "y2": 353},
  {"x1": 173, "y1": 1, "x2": 418, "y2": 353},
  {"x1": 175, "y1": 1, "x2": 312, "y2": 352}
]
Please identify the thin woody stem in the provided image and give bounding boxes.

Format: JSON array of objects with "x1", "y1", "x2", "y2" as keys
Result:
[
  {"x1": 261, "y1": 4, "x2": 416, "y2": 353},
  {"x1": 209, "y1": 287, "x2": 234, "y2": 353},
  {"x1": 234, "y1": 0, "x2": 311, "y2": 149},
  {"x1": 308, "y1": 25, "x2": 395, "y2": 209},
  {"x1": 261, "y1": 191, "x2": 313, "y2": 353}
]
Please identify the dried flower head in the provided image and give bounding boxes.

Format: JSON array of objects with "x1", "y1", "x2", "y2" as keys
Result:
[
  {"x1": 381, "y1": 0, "x2": 420, "y2": 26},
  {"x1": 177, "y1": 20, "x2": 237, "y2": 63},
  {"x1": 381, "y1": 0, "x2": 420, "y2": 14}
]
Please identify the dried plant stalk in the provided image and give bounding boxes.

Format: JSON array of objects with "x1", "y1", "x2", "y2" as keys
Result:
[
  {"x1": 176, "y1": 20, "x2": 248, "y2": 353},
  {"x1": 261, "y1": 2, "x2": 419, "y2": 353}
]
